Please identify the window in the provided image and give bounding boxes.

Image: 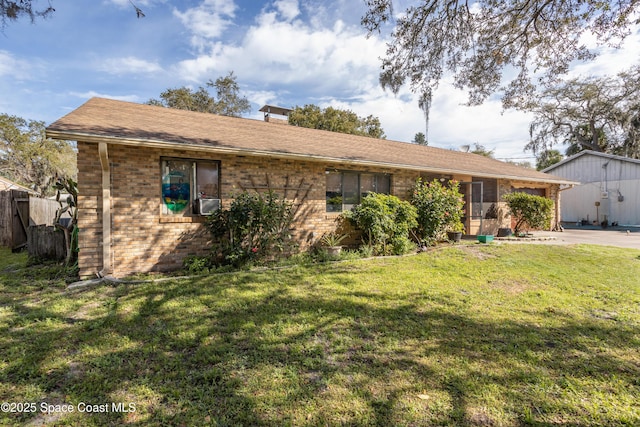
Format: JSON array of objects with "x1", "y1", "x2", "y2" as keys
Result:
[
  {"x1": 326, "y1": 170, "x2": 391, "y2": 212},
  {"x1": 161, "y1": 158, "x2": 220, "y2": 215},
  {"x1": 473, "y1": 177, "x2": 498, "y2": 203}
]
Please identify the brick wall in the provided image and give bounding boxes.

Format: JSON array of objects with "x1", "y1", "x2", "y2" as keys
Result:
[
  {"x1": 76, "y1": 142, "x2": 103, "y2": 278},
  {"x1": 76, "y1": 141, "x2": 558, "y2": 278},
  {"x1": 77, "y1": 142, "x2": 423, "y2": 278}
]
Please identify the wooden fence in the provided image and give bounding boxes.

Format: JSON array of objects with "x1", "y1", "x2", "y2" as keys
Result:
[
  {"x1": 0, "y1": 190, "x2": 30, "y2": 250},
  {"x1": 29, "y1": 196, "x2": 63, "y2": 227},
  {"x1": 0, "y1": 190, "x2": 69, "y2": 259},
  {"x1": 0, "y1": 190, "x2": 10, "y2": 247},
  {"x1": 27, "y1": 225, "x2": 66, "y2": 261}
]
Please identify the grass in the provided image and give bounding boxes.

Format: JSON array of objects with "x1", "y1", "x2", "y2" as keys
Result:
[{"x1": 1, "y1": 243, "x2": 639, "y2": 426}]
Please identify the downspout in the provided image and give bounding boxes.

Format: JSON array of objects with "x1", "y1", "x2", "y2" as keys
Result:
[
  {"x1": 554, "y1": 184, "x2": 575, "y2": 231},
  {"x1": 98, "y1": 143, "x2": 112, "y2": 277}
]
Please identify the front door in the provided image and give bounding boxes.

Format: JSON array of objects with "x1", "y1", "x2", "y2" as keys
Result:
[{"x1": 459, "y1": 182, "x2": 483, "y2": 235}]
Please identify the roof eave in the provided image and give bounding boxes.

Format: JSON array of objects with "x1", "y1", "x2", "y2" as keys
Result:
[{"x1": 47, "y1": 129, "x2": 574, "y2": 185}]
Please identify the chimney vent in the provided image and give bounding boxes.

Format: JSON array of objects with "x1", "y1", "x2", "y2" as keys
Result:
[{"x1": 259, "y1": 105, "x2": 292, "y2": 124}]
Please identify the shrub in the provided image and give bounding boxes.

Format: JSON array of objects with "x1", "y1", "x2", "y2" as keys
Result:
[
  {"x1": 320, "y1": 232, "x2": 349, "y2": 247},
  {"x1": 206, "y1": 191, "x2": 296, "y2": 266},
  {"x1": 343, "y1": 193, "x2": 417, "y2": 255},
  {"x1": 183, "y1": 255, "x2": 211, "y2": 274},
  {"x1": 53, "y1": 177, "x2": 78, "y2": 266},
  {"x1": 504, "y1": 192, "x2": 554, "y2": 235},
  {"x1": 411, "y1": 179, "x2": 465, "y2": 242}
]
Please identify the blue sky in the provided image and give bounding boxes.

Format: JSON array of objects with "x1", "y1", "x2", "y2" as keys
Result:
[{"x1": 2, "y1": 0, "x2": 639, "y2": 162}]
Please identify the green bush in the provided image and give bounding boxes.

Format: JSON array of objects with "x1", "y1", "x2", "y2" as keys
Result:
[
  {"x1": 183, "y1": 255, "x2": 211, "y2": 274},
  {"x1": 343, "y1": 193, "x2": 417, "y2": 255},
  {"x1": 411, "y1": 179, "x2": 465, "y2": 242},
  {"x1": 504, "y1": 192, "x2": 554, "y2": 235},
  {"x1": 207, "y1": 191, "x2": 296, "y2": 266}
]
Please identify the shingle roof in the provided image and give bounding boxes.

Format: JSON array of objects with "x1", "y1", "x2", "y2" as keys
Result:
[
  {"x1": 47, "y1": 97, "x2": 572, "y2": 184},
  {"x1": 0, "y1": 176, "x2": 36, "y2": 194}
]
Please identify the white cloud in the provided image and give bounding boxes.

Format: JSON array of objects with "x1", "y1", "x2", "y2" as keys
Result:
[
  {"x1": 274, "y1": 0, "x2": 300, "y2": 22},
  {"x1": 245, "y1": 89, "x2": 281, "y2": 111},
  {"x1": 429, "y1": 88, "x2": 534, "y2": 158},
  {"x1": 325, "y1": 87, "x2": 424, "y2": 139},
  {"x1": 569, "y1": 26, "x2": 640, "y2": 77},
  {"x1": 96, "y1": 56, "x2": 164, "y2": 75},
  {"x1": 174, "y1": 9, "x2": 386, "y2": 97},
  {"x1": 173, "y1": 0, "x2": 237, "y2": 47},
  {"x1": 0, "y1": 51, "x2": 19, "y2": 77},
  {"x1": 0, "y1": 50, "x2": 31, "y2": 79}
]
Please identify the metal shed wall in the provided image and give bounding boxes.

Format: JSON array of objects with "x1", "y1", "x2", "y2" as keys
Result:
[
  {"x1": 547, "y1": 153, "x2": 640, "y2": 226},
  {"x1": 548, "y1": 154, "x2": 640, "y2": 184}
]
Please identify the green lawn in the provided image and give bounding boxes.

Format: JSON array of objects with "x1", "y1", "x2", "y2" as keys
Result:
[{"x1": 1, "y1": 244, "x2": 639, "y2": 426}]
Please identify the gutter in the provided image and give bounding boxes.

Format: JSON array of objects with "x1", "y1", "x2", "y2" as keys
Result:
[{"x1": 46, "y1": 130, "x2": 576, "y2": 186}]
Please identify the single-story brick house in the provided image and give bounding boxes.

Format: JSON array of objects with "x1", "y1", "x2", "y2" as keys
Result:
[{"x1": 46, "y1": 98, "x2": 573, "y2": 278}]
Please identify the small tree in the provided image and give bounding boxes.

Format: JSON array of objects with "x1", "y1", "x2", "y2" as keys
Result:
[
  {"x1": 412, "y1": 179, "x2": 465, "y2": 243},
  {"x1": 53, "y1": 177, "x2": 78, "y2": 266},
  {"x1": 343, "y1": 193, "x2": 417, "y2": 255},
  {"x1": 470, "y1": 143, "x2": 495, "y2": 158},
  {"x1": 504, "y1": 192, "x2": 554, "y2": 235},
  {"x1": 413, "y1": 132, "x2": 428, "y2": 145},
  {"x1": 536, "y1": 149, "x2": 563, "y2": 171}
]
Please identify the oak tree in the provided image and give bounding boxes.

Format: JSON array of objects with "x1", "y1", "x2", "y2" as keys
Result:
[
  {"x1": 0, "y1": 114, "x2": 76, "y2": 196},
  {"x1": 526, "y1": 66, "x2": 640, "y2": 159},
  {"x1": 147, "y1": 72, "x2": 251, "y2": 118},
  {"x1": 362, "y1": 0, "x2": 640, "y2": 108},
  {"x1": 288, "y1": 104, "x2": 386, "y2": 139}
]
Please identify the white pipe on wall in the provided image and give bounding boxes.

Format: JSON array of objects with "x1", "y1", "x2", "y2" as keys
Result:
[{"x1": 98, "y1": 143, "x2": 112, "y2": 276}]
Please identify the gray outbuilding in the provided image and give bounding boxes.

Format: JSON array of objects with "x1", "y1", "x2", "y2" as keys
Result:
[{"x1": 543, "y1": 150, "x2": 640, "y2": 226}]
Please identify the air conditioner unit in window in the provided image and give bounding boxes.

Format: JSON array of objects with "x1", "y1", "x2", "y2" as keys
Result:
[{"x1": 195, "y1": 198, "x2": 221, "y2": 215}]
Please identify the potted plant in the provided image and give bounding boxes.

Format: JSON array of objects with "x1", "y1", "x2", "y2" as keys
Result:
[
  {"x1": 321, "y1": 232, "x2": 348, "y2": 256},
  {"x1": 446, "y1": 222, "x2": 465, "y2": 243}
]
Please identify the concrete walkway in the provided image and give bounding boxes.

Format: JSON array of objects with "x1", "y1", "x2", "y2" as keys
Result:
[{"x1": 496, "y1": 225, "x2": 640, "y2": 249}]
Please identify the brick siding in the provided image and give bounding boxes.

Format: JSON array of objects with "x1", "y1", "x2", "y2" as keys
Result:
[{"x1": 76, "y1": 141, "x2": 558, "y2": 278}]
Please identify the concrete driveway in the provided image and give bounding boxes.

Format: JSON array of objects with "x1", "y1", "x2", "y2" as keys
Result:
[{"x1": 497, "y1": 225, "x2": 640, "y2": 249}]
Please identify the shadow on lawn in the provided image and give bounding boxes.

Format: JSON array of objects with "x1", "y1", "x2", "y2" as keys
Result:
[{"x1": 1, "y1": 268, "x2": 639, "y2": 426}]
